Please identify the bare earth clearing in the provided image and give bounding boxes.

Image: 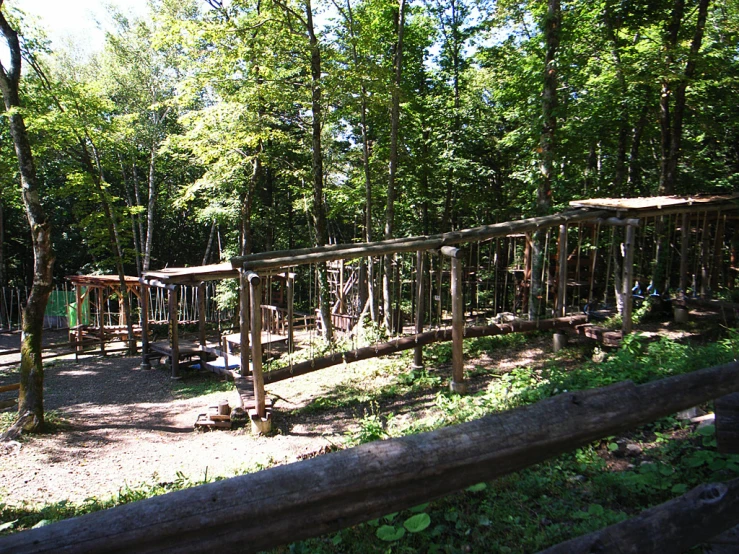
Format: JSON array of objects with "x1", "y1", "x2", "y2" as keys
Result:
[{"x1": 0, "y1": 314, "x2": 714, "y2": 508}]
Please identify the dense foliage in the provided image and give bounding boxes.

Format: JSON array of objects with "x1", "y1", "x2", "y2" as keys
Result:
[{"x1": 0, "y1": 0, "x2": 736, "y2": 286}]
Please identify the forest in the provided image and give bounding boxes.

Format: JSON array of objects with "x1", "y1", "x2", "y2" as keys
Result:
[
  {"x1": 0, "y1": 0, "x2": 736, "y2": 287},
  {"x1": 2, "y1": 0, "x2": 739, "y2": 551}
]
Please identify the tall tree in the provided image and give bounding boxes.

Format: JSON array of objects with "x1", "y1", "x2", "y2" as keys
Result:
[
  {"x1": 0, "y1": 1, "x2": 54, "y2": 436},
  {"x1": 529, "y1": 0, "x2": 560, "y2": 320},
  {"x1": 383, "y1": 0, "x2": 406, "y2": 331},
  {"x1": 659, "y1": 0, "x2": 711, "y2": 194}
]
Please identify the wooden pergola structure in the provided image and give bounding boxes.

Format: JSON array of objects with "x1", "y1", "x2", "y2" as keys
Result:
[
  {"x1": 228, "y1": 194, "x2": 739, "y2": 430},
  {"x1": 66, "y1": 274, "x2": 143, "y2": 356},
  {"x1": 140, "y1": 263, "x2": 239, "y2": 377}
]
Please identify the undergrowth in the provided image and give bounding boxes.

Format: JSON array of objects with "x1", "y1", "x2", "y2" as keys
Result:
[{"x1": 3, "y1": 328, "x2": 739, "y2": 552}]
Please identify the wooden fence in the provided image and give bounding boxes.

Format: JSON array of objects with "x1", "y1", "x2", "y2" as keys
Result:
[
  {"x1": 0, "y1": 283, "x2": 235, "y2": 332},
  {"x1": 2, "y1": 360, "x2": 739, "y2": 553}
]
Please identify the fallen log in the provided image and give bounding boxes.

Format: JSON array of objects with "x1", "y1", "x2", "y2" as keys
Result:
[
  {"x1": 538, "y1": 478, "x2": 739, "y2": 554},
  {"x1": 3, "y1": 360, "x2": 739, "y2": 554},
  {"x1": 264, "y1": 315, "x2": 587, "y2": 384}
]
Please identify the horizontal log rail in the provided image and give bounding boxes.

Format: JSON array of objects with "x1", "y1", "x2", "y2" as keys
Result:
[
  {"x1": 264, "y1": 315, "x2": 587, "y2": 384},
  {"x1": 4, "y1": 359, "x2": 738, "y2": 553},
  {"x1": 232, "y1": 210, "x2": 609, "y2": 272},
  {"x1": 538, "y1": 478, "x2": 739, "y2": 554},
  {"x1": 0, "y1": 382, "x2": 20, "y2": 393}
]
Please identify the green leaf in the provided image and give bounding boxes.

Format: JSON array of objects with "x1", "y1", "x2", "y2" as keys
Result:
[
  {"x1": 588, "y1": 504, "x2": 604, "y2": 516},
  {"x1": 671, "y1": 483, "x2": 689, "y2": 494},
  {"x1": 698, "y1": 425, "x2": 716, "y2": 436},
  {"x1": 608, "y1": 442, "x2": 619, "y2": 452},
  {"x1": 466, "y1": 482, "x2": 487, "y2": 492},
  {"x1": 404, "y1": 513, "x2": 431, "y2": 533},
  {"x1": 331, "y1": 533, "x2": 342, "y2": 546},
  {"x1": 383, "y1": 512, "x2": 398, "y2": 522},
  {"x1": 410, "y1": 502, "x2": 430, "y2": 513},
  {"x1": 376, "y1": 525, "x2": 406, "y2": 541},
  {"x1": 684, "y1": 455, "x2": 706, "y2": 468},
  {"x1": 367, "y1": 518, "x2": 380, "y2": 527}
]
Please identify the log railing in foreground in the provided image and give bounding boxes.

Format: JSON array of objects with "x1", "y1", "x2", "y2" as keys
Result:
[{"x1": 4, "y1": 362, "x2": 739, "y2": 554}]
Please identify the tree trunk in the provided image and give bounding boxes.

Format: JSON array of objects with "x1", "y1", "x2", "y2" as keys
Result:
[
  {"x1": 143, "y1": 145, "x2": 157, "y2": 272},
  {"x1": 203, "y1": 219, "x2": 217, "y2": 265},
  {"x1": 664, "y1": 0, "x2": 710, "y2": 193},
  {"x1": 383, "y1": 0, "x2": 406, "y2": 331},
  {"x1": 0, "y1": 4, "x2": 54, "y2": 434},
  {"x1": 627, "y1": 100, "x2": 649, "y2": 191},
  {"x1": 341, "y1": 0, "x2": 377, "y2": 324},
  {"x1": 530, "y1": 0, "x2": 560, "y2": 320},
  {"x1": 306, "y1": 0, "x2": 333, "y2": 343},
  {"x1": 82, "y1": 140, "x2": 136, "y2": 355}
]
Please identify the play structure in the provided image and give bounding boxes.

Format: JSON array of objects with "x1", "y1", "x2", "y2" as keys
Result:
[{"x1": 126, "y1": 194, "x2": 738, "y2": 432}]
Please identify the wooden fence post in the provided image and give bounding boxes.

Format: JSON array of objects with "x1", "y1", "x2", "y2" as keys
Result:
[
  {"x1": 140, "y1": 281, "x2": 151, "y2": 370},
  {"x1": 622, "y1": 223, "x2": 636, "y2": 335},
  {"x1": 287, "y1": 272, "x2": 294, "y2": 355},
  {"x1": 247, "y1": 270, "x2": 271, "y2": 433},
  {"x1": 557, "y1": 224, "x2": 567, "y2": 318},
  {"x1": 97, "y1": 287, "x2": 106, "y2": 356},
  {"x1": 169, "y1": 286, "x2": 180, "y2": 379},
  {"x1": 413, "y1": 250, "x2": 425, "y2": 369},
  {"x1": 443, "y1": 246, "x2": 466, "y2": 394},
  {"x1": 239, "y1": 271, "x2": 249, "y2": 376}
]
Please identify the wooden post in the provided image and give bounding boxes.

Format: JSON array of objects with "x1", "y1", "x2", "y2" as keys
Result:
[
  {"x1": 622, "y1": 224, "x2": 636, "y2": 335},
  {"x1": 222, "y1": 335, "x2": 229, "y2": 373},
  {"x1": 169, "y1": 286, "x2": 180, "y2": 379},
  {"x1": 240, "y1": 271, "x2": 249, "y2": 376},
  {"x1": 413, "y1": 250, "x2": 425, "y2": 369},
  {"x1": 140, "y1": 282, "x2": 151, "y2": 370},
  {"x1": 557, "y1": 224, "x2": 567, "y2": 317},
  {"x1": 679, "y1": 212, "x2": 689, "y2": 296},
  {"x1": 97, "y1": 287, "x2": 106, "y2": 356},
  {"x1": 197, "y1": 282, "x2": 207, "y2": 369},
  {"x1": 443, "y1": 246, "x2": 466, "y2": 394},
  {"x1": 287, "y1": 272, "x2": 294, "y2": 355},
  {"x1": 75, "y1": 284, "x2": 82, "y2": 360},
  {"x1": 247, "y1": 270, "x2": 271, "y2": 433}
]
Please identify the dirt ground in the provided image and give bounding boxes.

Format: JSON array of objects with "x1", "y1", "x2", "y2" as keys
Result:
[
  {"x1": 0, "y1": 330, "x2": 392, "y2": 507},
  {"x1": 0, "y1": 310, "x2": 720, "y2": 508}
]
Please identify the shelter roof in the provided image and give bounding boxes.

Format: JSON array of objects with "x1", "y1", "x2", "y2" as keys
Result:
[
  {"x1": 67, "y1": 274, "x2": 140, "y2": 288},
  {"x1": 569, "y1": 194, "x2": 739, "y2": 215},
  {"x1": 142, "y1": 262, "x2": 239, "y2": 285}
]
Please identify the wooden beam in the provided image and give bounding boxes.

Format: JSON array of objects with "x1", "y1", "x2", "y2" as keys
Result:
[
  {"x1": 140, "y1": 281, "x2": 151, "y2": 370},
  {"x1": 450, "y1": 254, "x2": 465, "y2": 393},
  {"x1": 413, "y1": 251, "x2": 424, "y2": 369},
  {"x1": 247, "y1": 272, "x2": 265, "y2": 418},
  {"x1": 97, "y1": 288, "x2": 105, "y2": 356},
  {"x1": 679, "y1": 212, "x2": 689, "y2": 296},
  {"x1": 557, "y1": 224, "x2": 567, "y2": 318},
  {"x1": 538, "y1": 478, "x2": 739, "y2": 554},
  {"x1": 263, "y1": 315, "x2": 587, "y2": 384},
  {"x1": 169, "y1": 286, "x2": 180, "y2": 379},
  {"x1": 5, "y1": 360, "x2": 739, "y2": 554},
  {"x1": 239, "y1": 271, "x2": 249, "y2": 377},
  {"x1": 231, "y1": 210, "x2": 608, "y2": 272},
  {"x1": 287, "y1": 273, "x2": 294, "y2": 355}
]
